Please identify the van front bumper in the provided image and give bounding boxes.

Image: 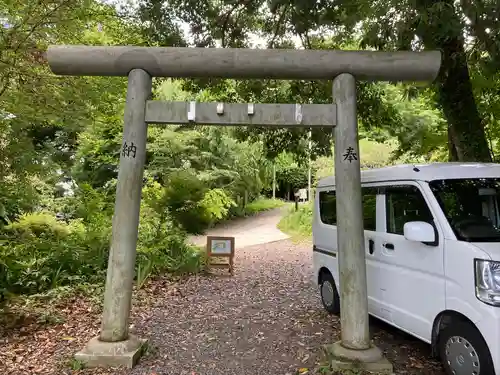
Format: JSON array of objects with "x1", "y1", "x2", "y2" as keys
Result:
[{"x1": 476, "y1": 309, "x2": 500, "y2": 374}]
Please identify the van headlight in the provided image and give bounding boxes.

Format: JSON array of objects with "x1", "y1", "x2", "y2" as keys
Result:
[{"x1": 475, "y1": 259, "x2": 500, "y2": 306}]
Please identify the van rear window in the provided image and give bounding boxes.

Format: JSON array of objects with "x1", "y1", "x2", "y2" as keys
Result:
[
  {"x1": 319, "y1": 188, "x2": 377, "y2": 231},
  {"x1": 363, "y1": 189, "x2": 377, "y2": 231},
  {"x1": 319, "y1": 191, "x2": 337, "y2": 225}
]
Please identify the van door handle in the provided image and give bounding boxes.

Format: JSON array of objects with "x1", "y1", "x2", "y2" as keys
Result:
[
  {"x1": 368, "y1": 239, "x2": 375, "y2": 254},
  {"x1": 383, "y1": 243, "x2": 395, "y2": 250}
]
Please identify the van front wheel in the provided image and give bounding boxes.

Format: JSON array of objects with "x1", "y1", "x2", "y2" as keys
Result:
[
  {"x1": 438, "y1": 321, "x2": 494, "y2": 375},
  {"x1": 320, "y1": 272, "x2": 340, "y2": 315}
]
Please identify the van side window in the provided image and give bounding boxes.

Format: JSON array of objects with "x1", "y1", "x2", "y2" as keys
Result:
[
  {"x1": 385, "y1": 185, "x2": 433, "y2": 235},
  {"x1": 363, "y1": 188, "x2": 377, "y2": 231},
  {"x1": 320, "y1": 190, "x2": 336, "y2": 225},
  {"x1": 319, "y1": 188, "x2": 377, "y2": 230}
]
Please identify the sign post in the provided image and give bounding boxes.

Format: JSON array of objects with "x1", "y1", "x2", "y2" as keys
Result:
[{"x1": 206, "y1": 236, "x2": 235, "y2": 276}]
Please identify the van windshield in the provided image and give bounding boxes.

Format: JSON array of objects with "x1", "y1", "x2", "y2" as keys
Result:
[{"x1": 429, "y1": 178, "x2": 500, "y2": 242}]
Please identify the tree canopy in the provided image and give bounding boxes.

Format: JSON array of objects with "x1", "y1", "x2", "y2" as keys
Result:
[{"x1": 136, "y1": 0, "x2": 500, "y2": 162}]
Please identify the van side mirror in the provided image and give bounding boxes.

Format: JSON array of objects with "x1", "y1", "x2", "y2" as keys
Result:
[{"x1": 403, "y1": 221, "x2": 436, "y2": 244}]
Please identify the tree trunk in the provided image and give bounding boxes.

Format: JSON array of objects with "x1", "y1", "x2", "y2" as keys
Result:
[
  {"x1": 417, "y1": 0, "x2": 492, "y2": 162},
  {"x1": 436, "y1": 36, "x2": 491, "y2": 162},
  {"x1": 448, "y1": 126, "x2": 459, "y2": 161}
]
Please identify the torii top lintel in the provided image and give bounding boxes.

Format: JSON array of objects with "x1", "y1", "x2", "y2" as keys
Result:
[{"x1": 46, "y1": 45, "x2": 441, "y2": 82}]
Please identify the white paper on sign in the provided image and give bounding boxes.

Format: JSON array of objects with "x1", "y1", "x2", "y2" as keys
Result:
[{"x1": 211, "y1": 239, "x2": 232, "y2": 254}]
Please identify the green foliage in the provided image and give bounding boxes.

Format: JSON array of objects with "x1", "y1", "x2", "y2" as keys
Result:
[
  {"x1": 0, "y1": 0, "x2": 142, "y2": 220},
  {"x1": 145, "y1": 122, "x2": 276, "y2": 230},
  {"x1": 137, "y1": 180, "x2": 204, "y2": 286},
  {"x1": 0, "y1": 212, "x2": 108, "y2": 296},
  {"x1": 0, "y1": 181, "x2": 207, "y2": 299},
  {"x1": 279, "y1": 164, "x2": 309, "y2": 190},
  {"x1": 161, "y1": 170, "x2": 211, "y2": 234},
  {"x1": 243, "y1": 198, "x2": 285, "y2": 215},
  {"x1": 277, "y1": 204, "x2": 313, "y2": 240},
  {"x1": 200, "y1": 189, "x2": 237, "y2": 221},
  {"x1": 313, "y1": 139, "x2": 398, "y2": 181},
  {"x1": 372, "y1": 84, "x2": 448, "y2": 161},
  {"x1": 6, "y1": 213, "x2": 71, "y2": 238},
  {"x1": 136, "y1": 0, "x2": 500, "y2": 162},
  {"x1": 0, "y1": 0, "x2": 286, "y2": 307},
  {"x1": 268, "y1": 152, "x2": 315, "y2": 199},
  {"x1": 136, "y1": 219, "x2": 202, "y2": 287}
]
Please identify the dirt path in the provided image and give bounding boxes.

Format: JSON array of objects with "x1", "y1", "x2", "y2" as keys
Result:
[
  {"x1": 189, "y1": 208, "x2": 290, "y2": 249},
  {"x1": 130, "y1": 240, "x2": 322, "y2": 375},
  {"x1": 123, "y1": 211, "x2": 445, "y2": 375},
  {"x1": 123, "y1": 239, "x2": 445, "y2": 375}
]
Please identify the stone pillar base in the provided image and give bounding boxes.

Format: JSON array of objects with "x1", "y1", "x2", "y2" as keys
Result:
[
  {"x1": 74, "y1": 334, "x2": 148, "y2": 369},
  {"x1": 322, "y1": 341, "x2": 393, "y2": 374}
]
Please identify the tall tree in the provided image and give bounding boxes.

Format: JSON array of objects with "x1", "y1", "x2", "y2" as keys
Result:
[
  {"x1": 0, "y1": 0, "x2": 146, "y2": 218},
  {"x1": 355, "y1": 0, "x2": 494, "y2": 161}
]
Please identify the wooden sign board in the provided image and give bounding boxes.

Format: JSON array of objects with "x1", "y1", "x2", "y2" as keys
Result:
[{"x1": 206, "y1": 236, "x2": 235, "y2": 276}]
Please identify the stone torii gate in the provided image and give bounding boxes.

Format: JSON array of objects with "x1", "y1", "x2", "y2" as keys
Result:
[{"x1": 47, "y1": 46, "x2": 441, "y2": 372}]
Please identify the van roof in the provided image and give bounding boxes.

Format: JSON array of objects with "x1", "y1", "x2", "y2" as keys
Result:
[{"x1": 317, "y1": 162, "x2": 500, "y2": 188}]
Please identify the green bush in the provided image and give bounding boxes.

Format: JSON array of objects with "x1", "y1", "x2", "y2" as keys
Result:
[
  {"x1": 0, "y1": 180, "x2": 283, "y2": 301},
  {"x1": 136, "y1": 179, "x2": 206, "y2": 286},
  {"x1": 6, "y1": 212, "x2": 71, "y2": 238},
  {"x1": 137, "y1": 203, "x2": 203, "y2": 287},
  {"x1": 0, "y1": 181, "x2": 206, "y2": 301},
  {"x1": 162, "y1": 170, "x2": 211, "y2": 234},
  {"x1": 161, "y1": 172, "x2": 241, "y2": 234},
  {"x1": 199, "y1": 188, "x2": 236, "y2": 222},
  {"x1": 277, "y1": 203, "x2": 313, "y2": 239},
  {"x1": 0, "y1": 212, "x2": 109, "y2": 296}
]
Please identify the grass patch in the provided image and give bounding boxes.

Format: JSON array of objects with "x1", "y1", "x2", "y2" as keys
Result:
[
  {"x1": 310, "y1": 362, "x2": 372, "y2": 375},
  {"x1": 67, "y1": 358, "x2": 86, "y2": 371},
  {"x1": 277, "y1": 202, "x2": 312, "y2": 241},
  {"x1": 313, "y1": 139, "x2": 398, "y2": 181},
  {"x1": 243, "y1": 197, "x2": 285, "y2": 215}
]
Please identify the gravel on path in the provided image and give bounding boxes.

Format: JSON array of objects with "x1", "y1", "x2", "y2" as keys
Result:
[{"x1": 124, "y1": 239, "x2": 445, "y2": 375}]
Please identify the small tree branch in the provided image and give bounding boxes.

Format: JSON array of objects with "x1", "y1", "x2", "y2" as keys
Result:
[
  {"x1": 218, "y1": 0, "x2": 252, "y2": 48},
  {"x1": 268, "y1": 4, "x2": 289, "y2": 48},
  {"x1": 460, "y1": 0, "x2": 499, "y2": 62}
]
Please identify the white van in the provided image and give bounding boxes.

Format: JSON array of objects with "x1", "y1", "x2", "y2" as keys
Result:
[{"x1": 313, "y1": 163, "x2": 500, "y2": 375}]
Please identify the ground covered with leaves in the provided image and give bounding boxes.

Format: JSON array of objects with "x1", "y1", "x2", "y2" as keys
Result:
[{"x1": 1, "y1": 240, "x2": 445, "y2": 375}]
